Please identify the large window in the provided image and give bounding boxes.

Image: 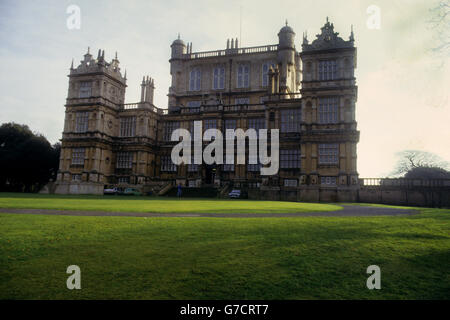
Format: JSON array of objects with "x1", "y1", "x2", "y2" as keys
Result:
[
  {"x1": 280, "y1": 149, "x2": 301, "y2": 168},
  {"x1": 237, "y1": 64, "x2": 250, "y2": 88},
  {"x1": 204, "y1": 119, "x2": 217, "y2": 130},
  {"x1": 318, "y1": 60, "x2": 337, "y2": 81},
  {"x1": 281, "y1": 109, "x2": 301, "y2": 132},
  {"x1": 318, "y1": 144, "x2": 339, "y2": 165},
  {"x1": 284, "y1": 179, "x2": 298, "y2": 187},
  {"x1": 79, "y1": 81, "x2": 92, "y2": 98},
  {"x1": 161, "y1": 155, "x2": 176, "y2": 172},
  {"x1": 318, "y1": 97, "x2": 339, "y2": 124},
  {"x1": 262, "y1": 62, "x2": 275, "y2": 87},
  {"x1": 189, "y1": 68, "x2": 201, "y2": 91},
  {"x1": 118, "y1": 176, "x2": 130, "y2": 184},
  {"x1": 247, "y1": 118, "x2": 265, "y2": 138},
  {"x1": 163, "y1": 121, "x2": 180, "y2": 141},
  {"x1": 224, "y1": 119, "x2": 236, "y2": 130},
  {"x1": 75, "y1": 112, "x2": 89, "y2": 132},
  {"x1": 72, "y1": 148, "x2": 85, "y2": 165},
  {"x1": 248, "y1": 118, "x2": 266, "y2": 131},
  {"x1": 119, "y1": 117, "x2": 136, "y2": 137},
  {"x1": 116, "y1": 152, "x2": 133, "y2": 169},
  {"x1": 213, "y1": 66, "x2": 225, "y2": 90},
  {"x1": 321, "y1": 176, "x2": 337, "y2": 185}
]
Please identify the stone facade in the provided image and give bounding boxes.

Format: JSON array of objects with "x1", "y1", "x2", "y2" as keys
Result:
[{"x1": 55, "y1": 19, "x2": 360, "y2": 201}]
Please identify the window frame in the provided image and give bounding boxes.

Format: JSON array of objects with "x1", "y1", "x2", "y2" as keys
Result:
[
  {"x1": 321, "y1": 176, "x2": 337, "y2": 186},
  {"x1": 71, "y1": 148, "x2": 85, "y2": 165},
  {"x1": 280, "y1": 108, "x2": 301, "y2": 133},
  {"x1": 116, "y1": 152, "x2": 133, "y2": 169},
  {"x1": 237, "y1": 64, "x2": 250, "y2": 88},
  {"x1": 78, "y1": 81, "x2": 92, "y2": 98},
  {"x1": 75, "y1": 112, "x2": 89, "y2": 133},
  {"x1": 280, "y1": 149, "x2": 301, "y2": 169},
  {"x1": 318, "y1": 143, "x2": 339, "y2": 165},
  {"x1": 163, "y1": 121, "x2": 180, "y2": 141},
  {"x1": 119, "y1": 116, "x2": 136, "y2": 137},
  {"x1": 318, "y1": 60, "x2": 338, "y2": 81},
  {"x1": 212, "y1": 66, "x2": 225, "y2": 90},
  {"x1": 318, "y1": 97, "x2": 339, "y2": 124},
  {"x1": 161, "y1": 155, "x2": 177, "y2": 172},
  {"x1": 189, "y1": 68, "x2": 202, "y2": 91}
]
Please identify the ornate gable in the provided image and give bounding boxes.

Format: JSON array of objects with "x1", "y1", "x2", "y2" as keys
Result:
[{"x1": 302, "y1": 18, "x2": 354, "y2": 52}]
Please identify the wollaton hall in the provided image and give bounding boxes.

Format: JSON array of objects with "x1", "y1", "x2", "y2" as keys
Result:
[{"x1": 54, "y1": 18, "x2": 360, "y2": 201}]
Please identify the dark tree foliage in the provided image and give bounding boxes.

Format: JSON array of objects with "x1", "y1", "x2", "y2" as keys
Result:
[
  {"x1": 0, "y1": 123, "x2": 60, "y2": 192},
  {"x1": 392, "y1": 150, "x2": 450, "y2": 180},
  {"x1": 405, "y1": 166, "x2": 450, "y2": 179}
]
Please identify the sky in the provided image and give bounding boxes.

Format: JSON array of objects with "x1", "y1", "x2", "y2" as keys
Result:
[{"x1": 0, "y1": 0, "x2": 448, "y2": 177}]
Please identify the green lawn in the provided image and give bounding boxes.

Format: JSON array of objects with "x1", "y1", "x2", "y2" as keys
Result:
[
  {"x1": 0, "y1": 203, "x2": 449, "y2": 299},
  {"x1": 0, "y1": 193, "x2": 341, "y2": 214}
]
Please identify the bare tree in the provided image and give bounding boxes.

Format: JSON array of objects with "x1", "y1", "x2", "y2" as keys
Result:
[
  {"x1": 391, "y1": 150, "x2": 450, "y2": 177},
  {"x1": 428, "y1": 0, "x2": 450, "y2": 55}
]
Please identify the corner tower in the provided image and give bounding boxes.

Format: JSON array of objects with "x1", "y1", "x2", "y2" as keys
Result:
[
  {"x1": 56, "y1": 48, "x2": 127, "y2": 194},
  {"x1": 299, "y1": 18, "x2": 359, "y2": 201}
]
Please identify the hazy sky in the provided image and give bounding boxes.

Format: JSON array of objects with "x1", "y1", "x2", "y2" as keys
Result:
[{"x1": 0, "y1": 0, "x2": 448, "y2": 177}]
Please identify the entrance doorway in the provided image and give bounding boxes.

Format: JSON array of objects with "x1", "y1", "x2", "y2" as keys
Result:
[{"x1": 204, "y1": 165, "x2": 216, "y2": 185}]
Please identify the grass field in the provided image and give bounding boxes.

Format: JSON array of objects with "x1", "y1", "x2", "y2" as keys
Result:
[
  {"x1": 0, "y1": 193, "x2": 341, "y2": 214},
  {"x1": 0, "y1": 193, "x2": 449, "y2": 299}
]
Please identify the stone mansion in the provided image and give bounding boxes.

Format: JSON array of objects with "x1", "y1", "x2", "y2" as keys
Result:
[{"x1": 54, "y1": 19, "x2": 360, "y2": 201}]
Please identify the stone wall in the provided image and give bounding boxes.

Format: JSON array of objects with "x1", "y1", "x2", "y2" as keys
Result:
[{"x1": 358, "y1": 187, "x2": 450, "y2": 208}]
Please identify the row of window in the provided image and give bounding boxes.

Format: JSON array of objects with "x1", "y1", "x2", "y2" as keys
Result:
[
  {"x1": 73, "y1": 96, "x2": 340, "y2": 135},
  {"x1": 74, "y1": 113, "x2": 137, "y2": 137},
  {"x1": 70, "y1": 145, "x2": 337, "y2": 169},
  {"x1": 77, "y1": 81, "x2": 121, "y2": 99},
  {"x1": 163, "y1": 110, "x2": 302, "y2": 141},
  {"x1": 189, "y1": 62, "x2": 275, "y2": 91},
  {"x1": 283, "y1": 177, "x2": 338, "y2": 186}
]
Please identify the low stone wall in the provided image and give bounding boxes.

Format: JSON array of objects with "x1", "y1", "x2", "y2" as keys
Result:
[
  {"x1": 358, "y1": 187, "x2": 450, "y2": 208},
  {"x1": 248, "y1": 186, "x2": 359, "y2": 203},
  {"x1": 53, "y1": 182, "x2": 104, "y2": 195}
]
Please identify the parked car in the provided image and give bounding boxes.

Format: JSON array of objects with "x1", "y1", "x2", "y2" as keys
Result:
[
  {"x1": 229, "y1": 189, "x2": 248, "y2": 199},
  {"x1": 104, "y1": 187, "x2": 119, "y2": 195},
  {"x1": 229, "y1": 189, "x2": 242, "y2": 198},
  {"x1": 123, "y1": 187, "x2": 142, "y2": 196}
]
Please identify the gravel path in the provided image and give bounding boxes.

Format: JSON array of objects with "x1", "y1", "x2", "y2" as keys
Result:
[{"x1": 0, "y1": 205, "x2": 418, "y2": 218}]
